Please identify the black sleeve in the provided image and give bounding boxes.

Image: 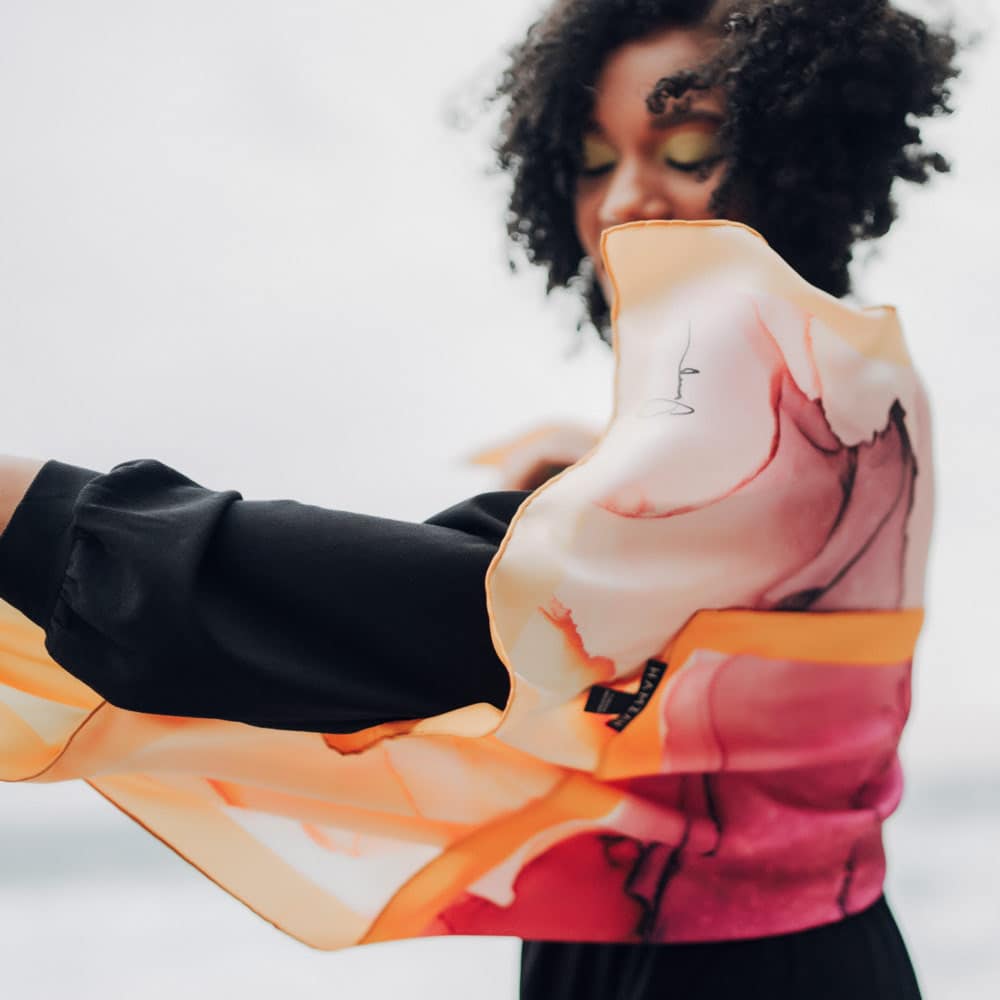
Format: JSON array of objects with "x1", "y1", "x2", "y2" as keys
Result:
[{"x1": 0, "y1": 458, "x2": 528, "y2": 733}]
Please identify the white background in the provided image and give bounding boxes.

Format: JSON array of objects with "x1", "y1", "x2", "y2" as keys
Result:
[{"x1": 0, "y1": 1, "x2": 998, "y2": 997}]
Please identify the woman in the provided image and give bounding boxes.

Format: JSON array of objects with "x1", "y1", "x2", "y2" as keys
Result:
[{"x1": 0, "y1": 0, "x2": 960, "y2": 997}]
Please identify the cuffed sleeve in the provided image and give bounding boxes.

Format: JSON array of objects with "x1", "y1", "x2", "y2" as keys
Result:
[
  {"x1": 0, "y1": 459, "x2": 102, "y2": 627},
  {"x1": 0, "y1": 458, "x2": 526, "y2": 733}
]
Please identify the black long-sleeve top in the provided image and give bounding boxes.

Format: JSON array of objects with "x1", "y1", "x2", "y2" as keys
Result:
[
  {"x1": 0, "y1": 458, "x2": 523, "y2": 732},
  {"x1": 0, "y1": 457, "x2": 923, "y2": 1000}
]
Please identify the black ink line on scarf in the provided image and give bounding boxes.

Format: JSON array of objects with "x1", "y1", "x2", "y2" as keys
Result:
[{"x1": 640, "y1": 323, "x2": 700, "y2": 418}]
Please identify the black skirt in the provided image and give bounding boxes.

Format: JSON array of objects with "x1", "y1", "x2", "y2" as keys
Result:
[{"x1": 520, "y1": 896, "x2": 921, "y2": 1000}]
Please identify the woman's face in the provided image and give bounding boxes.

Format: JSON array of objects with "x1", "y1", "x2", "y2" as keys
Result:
[{"x1": 574, "y1": 27, "x2": 728, "y2": 295}]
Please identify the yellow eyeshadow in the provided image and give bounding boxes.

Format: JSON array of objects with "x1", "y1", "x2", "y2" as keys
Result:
[
  {"x1": 658, "y1": 128, "x2": 722, "y2": 167},
  {"x1": 581, "y1": 135, "x2": 618, "y2": 172}
]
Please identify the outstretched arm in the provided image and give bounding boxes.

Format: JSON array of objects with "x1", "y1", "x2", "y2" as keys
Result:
[
  {"x1": 0, "y1": 457, "x2": 45, "y2": 537},
  {"x1": 0, "y1": 457, "x2": 524, "y2": 733}
]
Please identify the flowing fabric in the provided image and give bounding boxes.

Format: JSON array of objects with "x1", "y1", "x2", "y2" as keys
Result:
[{"x1": 0, "y1": 221, "x2": 932, "y2": 950}]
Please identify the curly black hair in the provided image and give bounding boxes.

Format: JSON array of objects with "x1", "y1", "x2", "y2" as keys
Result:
[{"x1": 491, "y1": 0, "x2": 960, "y2": 339}]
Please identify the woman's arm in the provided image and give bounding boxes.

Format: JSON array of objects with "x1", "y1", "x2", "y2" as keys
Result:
[
  {"x1": 0, "y1": 457, "x2": 46, "y2": 536},
  {"x1": 0, "y1": 458, "x2": 525, "y2": 733}
]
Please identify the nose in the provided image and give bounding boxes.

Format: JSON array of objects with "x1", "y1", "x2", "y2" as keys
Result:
[{"x1": 597, "y1": 161, "x2": 673, "y2": 229}]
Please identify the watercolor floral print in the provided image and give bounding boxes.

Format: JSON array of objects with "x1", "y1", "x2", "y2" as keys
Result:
[{"x1": 0, "y1": 223, "x2": 930, "y2": 949}]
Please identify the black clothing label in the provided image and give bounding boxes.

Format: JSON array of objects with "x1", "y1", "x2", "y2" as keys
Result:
[{"x1": 585, "y1": 659, "x2": 667, "y2": 731}]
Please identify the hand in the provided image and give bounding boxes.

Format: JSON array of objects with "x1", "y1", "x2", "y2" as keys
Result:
[
  {"x1": 468, "y1": 423, "x2": 600, "y2": 491},
  {"x1": 0, "y1": 457, "x2": 46, "y2": 539}
]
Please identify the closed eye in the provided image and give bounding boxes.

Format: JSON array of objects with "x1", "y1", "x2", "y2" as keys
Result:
[
  {"x1": 580, "y1": 135, "x2": 618, "y2": 177},
  {"x1": 657, "y1": 125, "x2": 723, "y2": 174}
]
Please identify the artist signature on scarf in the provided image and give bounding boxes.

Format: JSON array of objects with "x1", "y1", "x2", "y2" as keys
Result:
[{"x1": 639, "y1": 323, "x2": 700, "y2": 418}]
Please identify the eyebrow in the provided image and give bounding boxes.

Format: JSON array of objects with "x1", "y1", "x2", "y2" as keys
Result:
[
  {"x1": 650, "y1": 107, "x2": 724, "y2": 130},
  {"x1": 584, "y1": 107, "x2": 723, "y2": 135}
]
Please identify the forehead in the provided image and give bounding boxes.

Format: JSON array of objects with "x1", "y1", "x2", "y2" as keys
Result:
[{"x1": 589, "y1": 27, "x2": 721, "y2": 129}]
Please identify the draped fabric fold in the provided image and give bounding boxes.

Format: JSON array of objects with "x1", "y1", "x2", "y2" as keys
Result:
[{"x1": 0, "y1": 221, "x2": 932, "y2": 950}]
